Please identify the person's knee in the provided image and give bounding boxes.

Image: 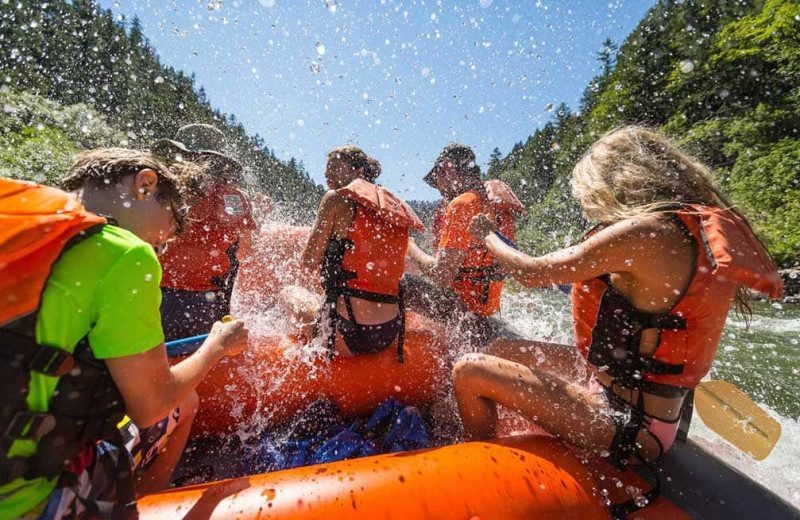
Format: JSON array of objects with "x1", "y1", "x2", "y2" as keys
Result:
[
  {"x1": 452, "y1": 354, "x2": 489, "y2": 387},
  {"x1": 179, "y1": 390, "x2": 199, "y2": 425}
]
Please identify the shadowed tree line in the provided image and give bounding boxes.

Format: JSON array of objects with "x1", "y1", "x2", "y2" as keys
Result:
[
  {"x1": 0, "y1": 0, "x2": 324, "y2": 222},
  {"x1": 486, "y1": 0, "x2": 800, "y2": 266}
]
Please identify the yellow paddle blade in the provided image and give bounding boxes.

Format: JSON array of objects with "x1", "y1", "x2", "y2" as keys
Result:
[{"x1": 695, "y1": 380, "x2": 781, "y2": 460}]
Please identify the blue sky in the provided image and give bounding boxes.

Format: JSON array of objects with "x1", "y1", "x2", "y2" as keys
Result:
[{"x1": 100, "y1": 0, "x2": 656, "y2": 200}]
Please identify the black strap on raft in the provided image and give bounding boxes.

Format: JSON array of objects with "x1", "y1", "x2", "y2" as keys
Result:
[{"x1": 320, "y1": 237, "x2": 405, "y2": 363}]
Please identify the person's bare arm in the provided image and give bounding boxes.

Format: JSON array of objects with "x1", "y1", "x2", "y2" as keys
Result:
[
  {"x1": 300, "y1": 190, "x2": 350, "y2": 282},
  {"x1": 469, "y1": 213, "x2": 680, "y2": 288},
  {"x1": 105, "y1": 319, "x2": 247, "y2": 427},
  {"x1": 405, "y1": 238, "x2": 466, "y2": 286}
]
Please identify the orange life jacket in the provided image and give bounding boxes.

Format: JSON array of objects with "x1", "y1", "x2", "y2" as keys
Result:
[
  {"x1": 452, "y1": 180, "x2": 526, "y2": 316},
  {"x1": 572, "y1": 205, "x2": 782, "y2": 396},
  {"x1": 321, "y1": 179, "x2": 424, "y2": 361},
  {"x1": 336, "y1": 179, "x2": 424, "y2": 296},
  {"x1": 0, "y1": 178, "x2": 107, "y2": 325}
]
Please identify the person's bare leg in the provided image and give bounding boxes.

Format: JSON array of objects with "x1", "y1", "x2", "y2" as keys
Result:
[
  {"x1": 135, "y1": 390, "x2": 199, "y2": 496},
  {"x1": 481, "y1": 338, "x2": 590, "y2": 383},
  {"x1": 452, "y1": 353, "x2": 615, "y2": 451}
]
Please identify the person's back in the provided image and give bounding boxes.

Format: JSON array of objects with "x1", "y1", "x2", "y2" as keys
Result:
[{"x1": 300, "y1": 148, "x2": 423, "y2": 360}]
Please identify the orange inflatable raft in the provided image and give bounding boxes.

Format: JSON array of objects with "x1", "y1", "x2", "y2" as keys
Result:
[
  {"x1": 137, "y1": 435, "x2": 630, "y2": 520},
  {"x1": 188, "y1": 313, "x2": 448, "y2": 437}
]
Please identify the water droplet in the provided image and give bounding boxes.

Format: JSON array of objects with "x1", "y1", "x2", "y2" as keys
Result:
[
  {"x1": 154, "y1": 76, "x2": 164, "y2": 84},
  {"x1": 122, "y1": 201, "x2": 131, "y2": 208},
  {"x1": 144, "y1": 273, "x2": 153, "y2": 282},
  {"x1": 316, "y1": 43, "x2": 325, "y2": 55},
  {"x1": 679, "y1": 59, "x2": 695, "y2": 73}
]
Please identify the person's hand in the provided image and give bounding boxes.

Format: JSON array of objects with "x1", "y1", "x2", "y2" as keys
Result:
[
  {"x1": 469, "y1": 214, "x2": 496, "y2": 241},
  {"x1": 207, "y1": 318, "x2": 249, "y2": 357}
]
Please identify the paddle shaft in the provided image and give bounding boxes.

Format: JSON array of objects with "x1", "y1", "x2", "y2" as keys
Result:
[
  {"x1": 165, "y1": 315, "x2": 234, "y2": 358},
  {"x1": 166, "y1": 334, "x2": 208, "y2": 357}
]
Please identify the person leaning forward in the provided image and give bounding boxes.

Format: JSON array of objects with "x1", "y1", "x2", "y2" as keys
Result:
[
  {"x1": 0, "y1": 149, "x2": 248, "y2": 520},
  {"x1": 152, "y1": 124, "x2": 260, "y2": 341},
  {"x1": 403, "y1": 143, "x2": 523, "y2": 345}
]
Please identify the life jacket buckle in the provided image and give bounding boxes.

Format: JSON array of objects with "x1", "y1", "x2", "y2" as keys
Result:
[
  {"x1": 4, "y1": 410, "x2": 57, "y2": 441},
  {"x1": 28, "y1": 346, "x2": 75, "y2": 377}
]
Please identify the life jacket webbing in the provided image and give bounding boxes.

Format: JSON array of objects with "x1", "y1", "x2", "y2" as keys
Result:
[{"x1": 321, "y1": 237, "x2": 405, "y2": 362}]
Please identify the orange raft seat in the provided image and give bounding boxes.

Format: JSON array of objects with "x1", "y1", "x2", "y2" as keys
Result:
[
  {"x1": 187, "y1": 312, "x2": 448, "y2": 438},
  {"x1": 138, "y1": 435, "x2": 611, "y2": 520}
]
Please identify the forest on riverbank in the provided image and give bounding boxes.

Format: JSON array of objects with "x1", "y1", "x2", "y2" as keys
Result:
[
  {"x1": 486, "y1": 0, "x2": 800, "y2": 266},
  {"x1": 0, "y1": 0, "x2": 324, "y2": 221}
]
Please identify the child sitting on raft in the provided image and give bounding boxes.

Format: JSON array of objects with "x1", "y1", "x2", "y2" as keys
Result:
[
  {"x1": 293, "y1": 146, "x2": 423, "y2": 359},
  {"x1": 452, "y1": 127, "x2": 781, "y2": 472}
]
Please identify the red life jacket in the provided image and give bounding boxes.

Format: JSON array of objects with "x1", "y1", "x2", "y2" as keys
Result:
[
  {"x1": 451, "y1": 180, "x2": 526, "y2": 316},
  {"x1": 321, "y1": 179, "x2": 424, "y2": 361},
  {"x1": 336, "y1": 179, "x2": 424, "y2": 296},
  {"x1": 572, "y1": 205, "x2": 782, "y2": 396}
]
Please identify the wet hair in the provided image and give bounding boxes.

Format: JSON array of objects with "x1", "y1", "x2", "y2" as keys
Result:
[
  {"x1": 61, "y1": 148, "x2": 189, "y2": 232},
  {"x1": 364, "y1": 156, "x2": 382, "y2": 182},
  {"x1": 570, "y1": 126, "x2": 738, "y2": 222},
  {"x1": 327, "y1": 145, "x2": 369, "y2": 175},
  {"x1": 571, "y1": 126, "x2": 764, "y2": 324}
]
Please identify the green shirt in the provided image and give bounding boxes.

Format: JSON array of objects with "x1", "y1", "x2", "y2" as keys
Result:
[{"x1": 0, "y1": 225, "x2": 164, "y2": 520}]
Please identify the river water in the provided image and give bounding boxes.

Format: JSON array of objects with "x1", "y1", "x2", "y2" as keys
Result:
[{"x1": 498, "y1": 287, "x2": 800, "y2": 509}]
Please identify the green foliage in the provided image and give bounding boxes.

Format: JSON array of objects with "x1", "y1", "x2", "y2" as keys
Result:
[
  {"x1": 0, "y1": 87, "x2": 125, "y2": 183},
  {"x1": 490, "y1": 0, "x2": 800, "y2": 265},
  {"x1": 728, "y1": 139, "x2": 800, "y2": 264},
  {"x1": 0, "y1": 0, "x2": 323, "y2": 219}
]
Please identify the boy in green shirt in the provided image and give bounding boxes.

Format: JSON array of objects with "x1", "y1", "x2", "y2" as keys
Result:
[{"x1": 0, "y1": 149, "x2": 249, "y2": 519}]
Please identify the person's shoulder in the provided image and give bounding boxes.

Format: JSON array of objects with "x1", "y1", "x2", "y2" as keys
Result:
[
  {"x1": 594, "y1": 213, "x2": 688, "y2": 249},
  {"x1": 448, "y1": 190, "x2": 481, "y2": 207},
  {"x1": 320, "y1": 188, "x2": 352, "y2": 211},
  {"x1": 73, "y1": 225, "x2": 158, "y2": 266}
]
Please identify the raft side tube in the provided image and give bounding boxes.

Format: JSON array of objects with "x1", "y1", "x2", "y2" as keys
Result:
[
  {"x1": 138, "y1": 436, "x2": 609, "y2": 520},
  {"x1": 653, "y1": 439, "x2": 800, "y2": 520}
]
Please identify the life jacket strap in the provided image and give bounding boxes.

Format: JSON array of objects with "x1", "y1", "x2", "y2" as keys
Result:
[{"x1": 1, "y1": 322, "x2": 76, "y2": 377}]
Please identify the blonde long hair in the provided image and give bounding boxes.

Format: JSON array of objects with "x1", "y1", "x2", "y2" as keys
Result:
[
  {"x1": 570, "y1": 126, "x2": 737, "y2": 222},
  {"x1": 571, "y1": 126, "x2": 761, "y2": 322}
]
